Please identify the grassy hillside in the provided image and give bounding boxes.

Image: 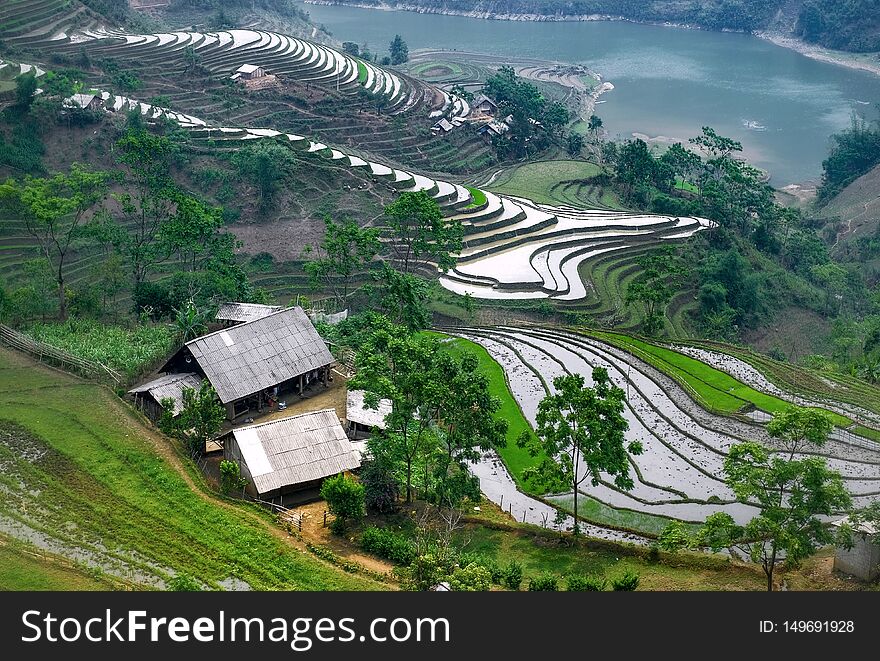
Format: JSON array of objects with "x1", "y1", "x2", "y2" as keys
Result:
[{"x1": 0, "y1": 346, "x2": 383, "y2": 590}]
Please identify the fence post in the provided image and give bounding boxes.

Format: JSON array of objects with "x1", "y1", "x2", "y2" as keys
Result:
[{"x1": 323, "y1": 511, "x2": 327, "y2": 528}]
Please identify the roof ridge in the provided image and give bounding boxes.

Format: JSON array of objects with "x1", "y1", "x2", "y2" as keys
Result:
[{"x1": 186, "y1": 305, "x2": 303, "y2": 345}]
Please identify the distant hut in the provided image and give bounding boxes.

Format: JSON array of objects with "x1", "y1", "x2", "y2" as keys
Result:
[
  {"x1": 215, "y1": 302, "x2": 284, "y2": 327},
  {"x1": 62, "y1": 93, "x2": 101, "y2": 111},
  {"x1": 345, "y1": 389, "x2": 390, "y2": 440},
  {"x1": 128, "y1": 373, "x2": 203, "y2": 423},
  {"x1": 230, "y1": 64, "x2": 266, "y2": 81},
  {"x1": 431, "y1": 117, "x2": 454, "y2": 134},
  {"x1": 832, "y1": 517, "x2": 880, "y2": 581},
  {"x1": 160, "y1": 307, "x2": 335, "y2": 420},
  {"x1": 223, "y1": 409, "x2": 361, "y2": 502},
  {"x1": 472, "y1": 93, "x2": 498, "y2": 116}
]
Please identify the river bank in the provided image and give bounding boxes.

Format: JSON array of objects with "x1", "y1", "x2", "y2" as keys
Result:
[{"x1": 305, "y1": 1, "x2": 880, "y2": 78}]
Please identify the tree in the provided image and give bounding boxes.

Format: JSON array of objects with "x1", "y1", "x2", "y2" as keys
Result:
[
  {"x1": 659, "y1": 143, "x2": 702, "y2": 191},
  {"x1": 342, "y1": 42, "x2": 360, "y2": 57},
  {"x1": 15, "y1": 73, "x2": 39, "y2": 110},
  {"x1": 614, "y1": 138, "x2": 657, "y2": 201},
  {"x1": 360, "y1": 455, "x2": 400, "y2": 514},
  {"x1": 219, "y1": 460, "x2": 247, "y2": 495},
  {"x1": 374, "y1": 262, "x2": 431, "y2": 331},
  {"x1": 389, "y1": 35, "x2": 409, "y2": 65},
  {"x1": 767, "y1": 406, "x2": 833, "y2": 460},
  {"x1": 114, "y1": 128, "x2": 180, "y2": 288},
  {"x1": 587, "y1": 114, "x2": 603, "y2": 138},
  {"x1": 231, "y1": 141, "x2": 297, "y2": 211},
  {"x1": 430, "y1": 351, "x2": 508, "y2": 508},
  {"x1": 518, "y1": 368, "x2": 642, "y2": 535},
  {"x1": 625, "y1": 245, "x2": 690, "y2": 336},
  {"x1": 0, "y1": 164, "x2": 108, "y2": 320},
  {"x1": 383, "y1": 191, "x2": 462, "y2": 274},
  {"x1": 696, "y1": 441, "x2": 851, "y2": 591},
  {"x1": 159, "y1": 193, "x2": 224, "y2": 272},
  {"x1": 176, "y1": 380, "x2": 225, "y2": 457},
  {"x1": 349, "y1": 322, "x2": 442, "y2": 502},
  {"x1": 320, "y1": 474, "x2": 365, "y2": 534},
  {"x1": 304, "y1": 216, "x2": 380, "y2": 307},
  {"x1": 567, "y1": 132, "x2": 584, "y2": 156}
]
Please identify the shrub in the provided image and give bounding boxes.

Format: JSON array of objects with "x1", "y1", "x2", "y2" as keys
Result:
[
  {"x1": 566, "y1": 574, "x2": 606, "y2": 591},
  {"x1": 502, "y1": 560, "x2": 523, "y2": 590},
  {"x1": 360, "y1": 458, "x2": 400, "y2": 515},
  {"x1": 219, "y1": 460, "x2": 247, "y2": 495},
  {"x1": 610, "y1": 570, "x2": 640, "y2": 591},
  {"x1": 320, "y1": 474, "x2": 364, "y2": 534},
  {"x1": 167, "y1": 573, "x2": 201, "y2": 591},
  {"x1": 528, "y1": 572, "x2": 559, "y2": 591},
  {"x1": 449, "y1": 563, "x2": 492, "y2": 591},
  {"x1": 359, "y1": 526, "x2": 416, "y2": 565}
]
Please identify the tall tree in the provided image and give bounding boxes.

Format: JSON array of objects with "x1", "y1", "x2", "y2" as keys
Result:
[
  {"x1": 231, "y1": 141, "x2": 297, "y2": 212},
  {"x1": 518, "y1": 368, "x2": 642, "y2": 535},
  {"x1": 175, "y1": 380, "x2": 225, "y2": 458},
  {"x1": 383, "y1": 191, "x2": 462, "y2": 274},
  {"x1": 625, "y1": 245, "x2": 690, "y2": 336},
  {"x1": 159, "y1": 193, "x2": 224, "y2": 272},
  {"x1": 431, "y1": 351, "x2": 508, "y2": 508},
  {"x1": 114, "y1": 128, "x2": 180, "y2": 287},
  {"x1": 304, "y1": 216, "x2": 380, "y2": 308},
  {"x1": 349, "y1": 321, "x2": 442, "y2": 502},
  {"x1": 767, "y1": 407, "x2": 834, "y2": 460},
  {"x1": 374, "y1": 262, "x2": 432, "y2": 331},
  {"x1": 0, "y1": 164, "x2": 108, "y2": 320},
  {"x1": 697, "y1": 441, "x2": 851, "y2": 591},
  {"x1": 389, "y1": 35, "x2": 409, "y2": 65}
]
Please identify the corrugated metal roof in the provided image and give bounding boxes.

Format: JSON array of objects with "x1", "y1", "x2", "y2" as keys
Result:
[
  {"x1": 216, "y1": 302, "x2": 284, "y2": 324},
  {"x1": 186, "y1": 307, "x2": 334, "y2": 404},
  {"x1": 128, "y1": 373, "x2": 203, "y2": 415},
  {"x1": 346, "y1": 389, "x2": 390, "y2": 430},
  {"x1": 231, "y1": 409, "x2": 361, "y2": 495}
]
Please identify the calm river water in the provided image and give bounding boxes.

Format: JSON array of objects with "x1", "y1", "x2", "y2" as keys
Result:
[{"x1": 301, "y1": 2, "x2": 880, "y2": 185}]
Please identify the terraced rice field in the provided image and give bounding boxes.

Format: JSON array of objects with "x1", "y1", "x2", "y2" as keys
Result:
[{"x1": 451, "y1": 327, "x2": 880, "y2": 534}]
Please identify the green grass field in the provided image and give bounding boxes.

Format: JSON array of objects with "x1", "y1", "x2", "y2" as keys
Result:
[
  {"x1": 587, "y1": 330, "x2": 851, "y2": 426},
  {"x1": 546, "y1": 494, "x2": 702, "y2": 536},
  {"x1": 357, "y1": 60, "x2": 368, "y2": 84},
  {"x1": 0, "y1": 537, "x2": 126, "y2": 590},
  {"x1": 464, "y1": 186, "x2": 487, "y2": 208},
  {"x1": 0, "y1": 347, "x2": 381, "y2": 591},
  {"x1": 489, "y1": 160, "x2": 604, "y2": 206}
]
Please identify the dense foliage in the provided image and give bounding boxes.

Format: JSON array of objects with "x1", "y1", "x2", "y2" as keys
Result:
[
  {"x1": 818, "y1": 115, "x2": 880, "y2": 201},
  {"x1": 797, "y1": 0, "x2": 880, "y2": 52}
]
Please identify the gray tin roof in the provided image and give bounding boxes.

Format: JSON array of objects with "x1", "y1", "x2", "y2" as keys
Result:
[
  {"x1": 231, "y1": 408, "x2": 361, "y2": 494},
  {"x1": 129, "y1": 373, "x2": 203, "y2": 415},
  {"x1": 215, "y1": 302, "x2": 284, "y2": 324},
  {"x1": 185, "y1": 307, "x2": 334, "y2": 404}
]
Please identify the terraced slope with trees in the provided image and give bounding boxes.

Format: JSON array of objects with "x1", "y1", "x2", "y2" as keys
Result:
[{"x1": 448, "y1": 327, "x2": 880, "y2": 535}]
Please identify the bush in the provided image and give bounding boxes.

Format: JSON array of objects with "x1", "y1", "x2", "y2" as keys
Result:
[
  {"x1": 360, "y1": 458, "x2": 400, "y2": 515},
  {"x1": 449, "y1": 563, "x2": 493, "y2": 591},
  {"x1": 320, "y1": 474, "x2": 364, "y2": 534},
  {"x1": 503, "y1": 560, "x2": 523, "y2": 590},
  {"x1": 610, "y1": 570, "x2": 640, "y2": 591},
  {"x1": 219, "y1": 460, "x2": 247, "y2": 495},
  {"x1": 359, "y1": 526, "x2": 416, "y2": 565},
  {"x1": 528, "y1": 572, "x2": 559, "y2": 591},
  {"x1": 167, "y1": 573, "x2": 201, "y2": 591},
  {"x1": 566, "y1": 574, "x2": 606, "y2": 591}
]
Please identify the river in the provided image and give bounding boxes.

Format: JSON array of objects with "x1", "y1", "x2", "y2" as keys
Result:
[{"x1": 300, "y1": 2, "x2": 880, "y2": 186}]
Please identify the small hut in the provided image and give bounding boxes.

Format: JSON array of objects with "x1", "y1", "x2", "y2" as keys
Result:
[
  {"x1": 128, "y1": 372, "x2": 203, "y2": 423},
  {"x1": 215, "y1": 302, "x2": 283, "y2": 327},
  {"x1": 161, "y1": 307, "x2": 335, "y2": 420},
  {"x1": 231, "y1": 64, "x2": 266, "y2": 81},
  {"x1": 223, "y1": 409, "x2": 361, "y2": 501}
]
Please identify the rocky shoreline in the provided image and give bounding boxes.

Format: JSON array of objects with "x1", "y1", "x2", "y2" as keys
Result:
[{"x1": 304, "y1": 1, "x2": 880, "y2": 78}]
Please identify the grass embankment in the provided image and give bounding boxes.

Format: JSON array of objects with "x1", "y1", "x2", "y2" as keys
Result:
[
  {"x1": 488, "y1": 160, "x2": 605, "y2": 206},
  {"x1": 356, "y1": 60, "x2": 368, "y2": 84},
  {"x1": 0, "y1": 347, "x2": 380, "y2": 591},
  {"x1": 453, "y1": 512, "x2": 861, "y2": 591},
  {"x1": 587, "y1": 330, "x2": 852, "y2": 427},
  {"x1": 464, "y1": 185, "x2": 487, "y2": 208},
  {"x1": 24, "y1": 319, "x2": 177, "y2": 381},
  {"x1": 546, "y1": 494, "x2": 701, "y2": 537}
]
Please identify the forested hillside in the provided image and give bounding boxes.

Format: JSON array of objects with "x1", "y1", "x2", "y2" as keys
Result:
[{"x1": 796, "y1": 0, "x2": 880, "y2": 52}]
